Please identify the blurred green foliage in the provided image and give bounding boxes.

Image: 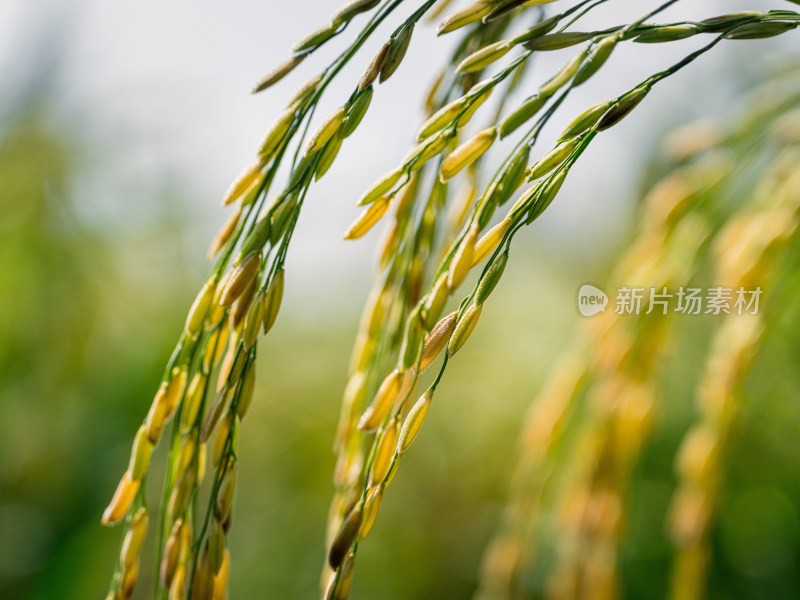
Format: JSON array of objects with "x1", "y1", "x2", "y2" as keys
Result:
[{"x1": 0, "y1": 107, "x2": 196, "y2": 599}]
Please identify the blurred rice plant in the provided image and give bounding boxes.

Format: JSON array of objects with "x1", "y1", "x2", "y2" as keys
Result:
[{"x1": 476, "y1": 64, "x2": 800, "y2": 600}]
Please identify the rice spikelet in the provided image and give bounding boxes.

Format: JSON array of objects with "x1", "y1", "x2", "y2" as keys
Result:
[
  {"x1": 440, "y1": 127, "x2": 497, "y2": 180},
  {"x1": 344, "y1": 196, "x2": 392, "y2": 240},
  {"x1": 358, "y1": 369, "x2": 403, "y2": 431}
]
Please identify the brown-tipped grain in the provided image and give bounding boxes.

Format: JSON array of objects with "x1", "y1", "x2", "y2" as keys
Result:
[
  {"x1": 598, "y1": 85, "x2": 651, "y2": 131},
  {"x1": 419, "y1": 312, "x2": 457, "y2": 372},
  {"x1": 328, "y1": 505, "x2": 363, "y2": 568},
  {"x1": 440, "y1": 127, "x2": 497, "y2": 180},
  {"x1": 200, "y1": 386, "x2": 233, "y2": 443},
  {"x1": 380, "y1": 24, "x2": 414, "y2": 82},
  {"x1": 102, "y1": 472, "x2": 140, "y2": 526},
  {"x1": 448, "y1": 303, "x2": 482, "y2": 357},
  {"x1": 344, "y1": 196, "x2": 392, "y2": 240},
  {"x1": 358, "y1": 368, "x2": 403, "y2": 431},
  {"x1": 252, "y1": 55, "x2": 305, "y2": 94},
  {"x1": 219, "y1": 252, "x2": 262, "y2": 306},
  {"x1": 359, "y1": 42, "x2": 390, "y2": 90},
  {"x1": 448, "y1": 225, "x2": 478, "y2": 289},
  {"x1": 229, "y1": 277, "x2": 256, "y2": 332}
]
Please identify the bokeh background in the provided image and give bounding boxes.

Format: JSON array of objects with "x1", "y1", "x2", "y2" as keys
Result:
[{"x1": 1, "y1": 1, "x2": 800, "y2": 598}]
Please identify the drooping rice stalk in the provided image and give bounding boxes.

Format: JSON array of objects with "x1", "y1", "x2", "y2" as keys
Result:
[
  {"x1": 99, "y1": 2, "x2": 800, "y2": 598},
  {"x1": 474, "y1": 155, "x2": 717, "y2": 600},
  {"x1": 668, "y1": 145, "x2": 800, "y2": 600}
]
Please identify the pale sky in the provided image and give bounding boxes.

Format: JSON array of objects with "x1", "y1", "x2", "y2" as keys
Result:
[{"x1": 0, "y1": 0, "x2": 793, "y2": 300}]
